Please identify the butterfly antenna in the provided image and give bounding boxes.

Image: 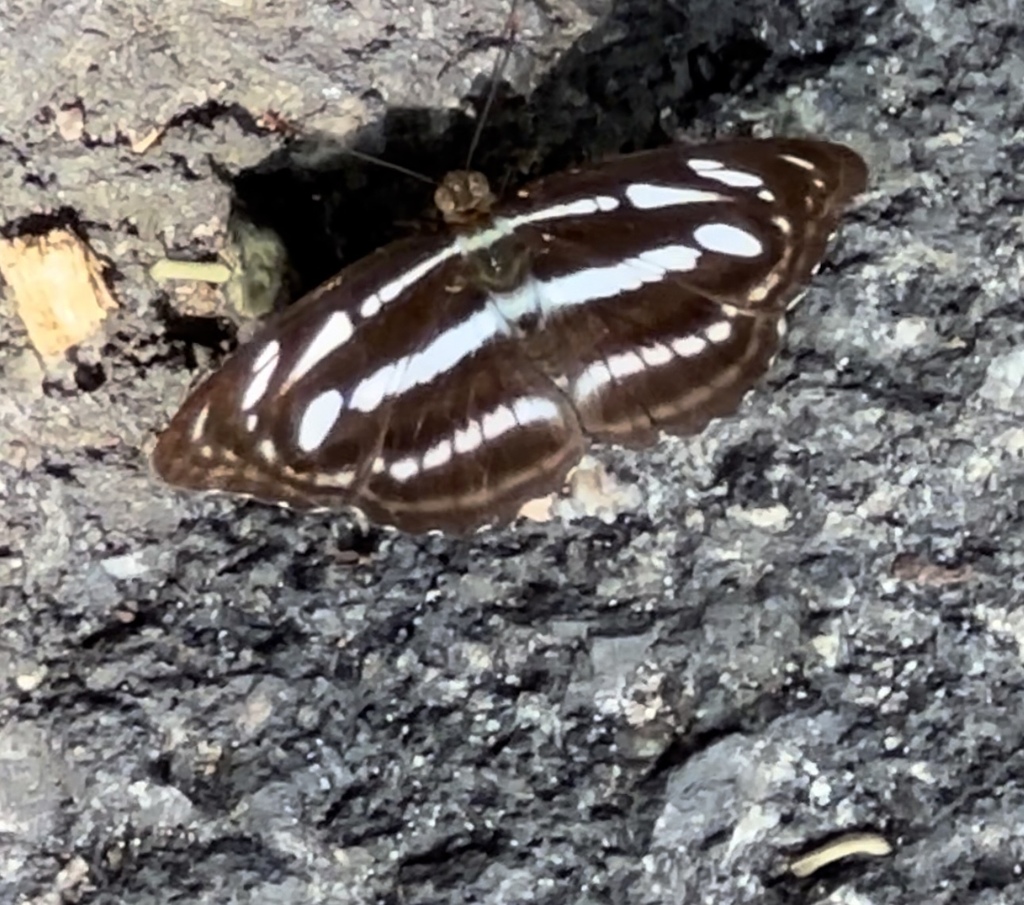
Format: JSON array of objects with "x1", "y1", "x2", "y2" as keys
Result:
[
  {"x1": 465, "y1": 0, "x2": 521, "y2": 171},
  {"x1": 341, "y1": 146, "x2": 436, "y2": 186}
]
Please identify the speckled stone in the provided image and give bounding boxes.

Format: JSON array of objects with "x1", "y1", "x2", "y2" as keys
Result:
[{"x1": 3, "y1": 0, "x2": 1024, "y2": 902}]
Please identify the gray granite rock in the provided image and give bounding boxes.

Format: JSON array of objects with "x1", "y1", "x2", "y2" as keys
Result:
[{"x1": 2, "y1": 0, "x2": 1023, "y2": 902}]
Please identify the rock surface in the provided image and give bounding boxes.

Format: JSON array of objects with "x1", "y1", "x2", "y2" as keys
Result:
[{"x1": 2, "y1": 0, "x2": 1023, "y2": 902}]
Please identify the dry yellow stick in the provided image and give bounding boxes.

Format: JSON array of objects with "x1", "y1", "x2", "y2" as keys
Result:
[
  {"x1": 789, "y1": 832, "x2": 893, "y2": 878},
  {"x1": 149, "y1": 259, "x2": 233, "y2": 285}
]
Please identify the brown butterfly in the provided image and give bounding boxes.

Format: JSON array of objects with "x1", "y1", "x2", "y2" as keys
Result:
[{"x1": 152, "y1": 137, "x2": 867, "y2": 533}]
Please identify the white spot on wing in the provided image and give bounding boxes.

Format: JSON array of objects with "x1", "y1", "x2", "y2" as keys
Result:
[
  {"x1": 608, "y1": 350, "x2": 646, "y2": 380},
  {"x1": 252, "y1": 341, "x2": 280, "y2": 374},
  {"x1": 241, "y1": 340, "x2": 281, "y2": 411},
  {"x1": 636, "y1": 244, "x2": 701, "y2": 273},
  {"x1": 786, "y1": 289, "x2": 808, "y2": 311},
  {"x1": 481, "y1": 405, "x2": 517, "y2": 440},
  {"x1": 314, "y1": 468, "x2": 356, "y2": 488},
  {"x1": 702, "y1": 168, "x2": 764, "y2": 189},
  {"x1": 536, "y1": 244, "x2": 700, "y2": 317},
  {"x1": 705, "y1": 320, "x2": 733, "y2": 344},
  {"x1": 257, "y1": 438, "x2": 277, "y2": 462},
  {"x1": 543, "y1": 265, "x2": 625, "y2": 310},
  {"x1": 640, "y1": 343, "x2": 673, "y2": 367},
  {"x1": 573, "y1": 361, "x2": 613, "y2": 402},
  {"x1": 689, "y1": 158, "x2": 765, "y2": 189},
  {"x1": 297, "y1": 389, "x2": 343, "y2": 452},
  {"x1": 284, "y1": 311, "x2": 353, "y2": 390},
  {"x1": 512, "y1": 396, "x2": 561, "y2": 425},
  {"x1": 780, "y1": 154, "x2": 817, "y2": 171},
  {"x1": 389, "y1": 457, "x2": 420, "y2": 482},
  {"x1": 694, "y1": 223, "x2": 763, "y2": 258},
  {"x1": 459, "y1": 196, "x2": 620, "y2": 253},
  {"x1": 453, "y1": 420, "x2": 484, "y2": 454},
  {"x1": 688, "y1": 159, "x2": 725, "y2": 172},
  {"x1": 377, "y1": 244, "x2": 459, "y2": 304},
  {"x1": 510, "y1": 195, "x2": 620, "y2": 222},
  {"x1": 190, "y1": 403, "x2": 211, "y2": 442},
  {"x1": 573, "y1": 351, "x2": 646, "y2": 402},
  {"x1": 672, "y1": 335, "x2": 707, "y2": 357},
  {"x1": 360, "y1": 295, "x2": 382, "y2": 319},
  {"x1": 772, "y1": 215, "x2": 792, "y2": 236},
  {"x1": 422, "y1": 439, "x2": 452, "y2": 472},
  {"x1": 348, "y1": 360, "x2": 403, "y2": 412},
  {"x1": 625, "y1": 184, "x2": 725, "y2": 209}
]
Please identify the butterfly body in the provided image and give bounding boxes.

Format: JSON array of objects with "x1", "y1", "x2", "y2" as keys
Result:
[{"x1": 152, "y1": 138, "x2": 867, "y2": 534}]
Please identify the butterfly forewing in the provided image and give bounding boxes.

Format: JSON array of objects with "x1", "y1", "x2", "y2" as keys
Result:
[
  {"x1": 152, "y1": 137, "x2": 867, "y2": 533},
  {"x1": 152, "y1": 232, "x2": 463, "y2": 508},
  {"x1": 499, "y1": 138, "x2": 867, "y2": 442},
  {"x1": 505, "y1": 138, "x2": 865, "y2": 313}
]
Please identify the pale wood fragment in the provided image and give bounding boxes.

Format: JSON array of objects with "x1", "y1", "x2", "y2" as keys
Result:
[{"x1": 0, "y1": 229, "x2": 117, "y2": 359}]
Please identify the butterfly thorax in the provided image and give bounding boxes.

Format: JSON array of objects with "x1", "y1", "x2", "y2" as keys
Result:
[{"x1": 436, "y1": 169, "x2": 534, "y2": 295}]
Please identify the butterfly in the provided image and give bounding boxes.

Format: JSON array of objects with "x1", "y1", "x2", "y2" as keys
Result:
[{"x1": 151, "y1": 137, "x2": 867, "y2": 534}]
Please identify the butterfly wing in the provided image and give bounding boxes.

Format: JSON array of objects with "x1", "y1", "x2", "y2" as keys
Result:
[
  {"x1": 496, "y1": 138, "x2": 867, "y2": 441},
  {"x1": 153, "y1": 137, "x2": 866, "y2": 533},
  {"x1": 152, "y1": 231, "x2": 585, "y2": 532},
  {"x1": 154, "y1": 233, "x2": 460, "y2": 511},
  {"x1": 353, "y1": 339, "x2": 583, "y2": 533}
]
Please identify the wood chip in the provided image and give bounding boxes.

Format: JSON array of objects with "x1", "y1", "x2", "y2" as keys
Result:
[
  {"x1": 129, "y1": 125, "x2": 167, "y2": 154},
  {"x1": 0, "y1": 229, "x2": 117, "y2": 359},
  {"x1": 788, "y1": 832, "x2": 893, "y2": 878}
]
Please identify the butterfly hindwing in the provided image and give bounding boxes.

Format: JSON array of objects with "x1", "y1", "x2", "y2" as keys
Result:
[{"x1": 357, "y1": 334, "x2": 584, "y2": 533}]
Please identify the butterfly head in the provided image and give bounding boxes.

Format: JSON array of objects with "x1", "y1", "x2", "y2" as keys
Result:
[{"x1": 434, "y1": 170, "x2": 497, "y2": 225}]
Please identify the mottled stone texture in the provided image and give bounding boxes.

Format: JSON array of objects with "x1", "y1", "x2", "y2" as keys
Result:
[{"x1": 2, "y1": 0, "x2": 1023, "y2": 903}]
